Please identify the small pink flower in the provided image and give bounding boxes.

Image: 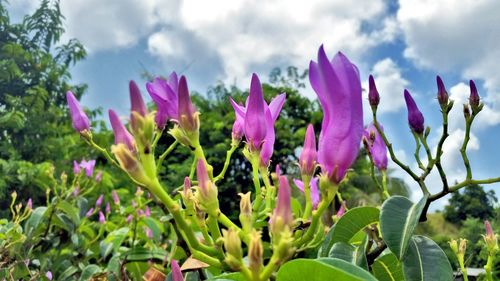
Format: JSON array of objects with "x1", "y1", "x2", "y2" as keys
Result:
[
  {"x1": 95, "y1": 194, "x2": 104, "y2": 208},
  {"x1": 95, "y1": 171, "x2": 103, "y2": 182},
  {"x1": 98, "y1": 211, "x2": 106, "y2": 224},
  {"x1": 112, "y1": 190, "x2": 120, "y2": 205},
  {"x1": 126, "y1": 214, "x2": 133, "y2": 223},
  {"x1": 105, "y1": 202, "x2": 111, "y2": 215},
  {"x1": 85, "y1": 208, "x2": 94, "y2": 218}
]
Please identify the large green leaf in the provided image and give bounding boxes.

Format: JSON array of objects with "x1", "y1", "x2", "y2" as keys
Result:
[
  {"x1": 372, "y1": 253, "x2": 404, "y2": 281},
  {"x1": 319, "y1": 207, "x2": 379, "y2": 257},
  {"x1": 276, "y1": 258, "x2": 377, "y2": 281},
  {"x1": 205, "y1": 272, "x2": 246, "y2": 281},
  {"x1": 380, "y1": 196, "x2": 427, "y2": 260},
  {"x1": 78, "y1": 264, "x2": 101, "y2": 281},
  {"x1": 24, "y1": 206, "x2": 47, "y2": 235},
  {"x1": 402, "y1": 236, "x2": 453, "y2": 281},
  {"x1": 57, "y1": 200, "x2": 80, "y2": 225}
]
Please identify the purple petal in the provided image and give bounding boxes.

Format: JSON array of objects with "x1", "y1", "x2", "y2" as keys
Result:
[
  {"x1": 245, "y1": 74, "x2": 267, "y2": 149},
  {"x1": 129, "y1": 80, "x2": 147, "y2": 116},
  {"x1": 66, "y1": 91, "x2": 90, "y2": 133},
  {"x1": 404, "y1": 90, "x2": 425, "y2": 134},
  {"x1": 268, "y1": 93, "x2": 286, "y2": 122},
  {"x1": 171, "y1": 260, "x2": 184, "y2": 281},
  {"x1": 108, "y1": 109, "x2": 135, "y2": 152},
  {"x1": 178, "y1": 76, "x2": 197, "y2": 131}
]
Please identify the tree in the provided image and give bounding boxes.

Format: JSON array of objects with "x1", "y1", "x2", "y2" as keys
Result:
[
  {"x1": 444, "y1": 184, "x2": 497, "y2": 225},
  {"x1": 0, "y1": 0, "x2": 92, "y2": 213}
]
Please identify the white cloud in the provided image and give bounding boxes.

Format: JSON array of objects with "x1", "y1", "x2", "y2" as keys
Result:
[
  {"x1": 363, "y1": 58, "x2": 409, "y2": 114},
  {"x1": 397, "y1": 0, "x2": 500, "y2": 93}
]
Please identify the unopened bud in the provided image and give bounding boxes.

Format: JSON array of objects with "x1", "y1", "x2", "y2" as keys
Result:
[
  {"x1": 483, "y1": 220, "x2": 498, "y2": 252},
  {"x1": 368, "y1": 75, "x2": 380, "y2": 109},
  {"x1": 449, "y1": 239, "x2": 458, "y2": 254},
  {"x1": 222, "y1": 228, "x2": 243, "y2": 270},
  {"x1": 248, "y1": 231, "x2": 263, "y2": 273},
  {"x1": 463, "y1": 104, "x2": 471, "y2": 119},
  {"x1": 111, "y1": 144, "x2": 150, "y2": 185},
  {"x1": 436, "y1": 76, "x2": 449, "y2": 106},
  {"x1": 299, "y1": 124, "x2": 317, "y2": 176},
  {"x1": 239, "y1": 192, "x2": 252, "y2": 232},
  {"x1": 269, "y1": 176, "x2": 294, "y2": 237},
  {"x1": 195, "y1": 160, "x2": 219, "y2": 214},
  {"x1": 469, "y1": 80, "x2": 480, "y2": 109}
]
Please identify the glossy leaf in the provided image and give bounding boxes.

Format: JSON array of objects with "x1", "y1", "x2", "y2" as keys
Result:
[
  {"x1": 380, "y1": 196, "x2": 427, "y2": 260},
  {"x1": 328, "y1": 237, "x2": 368, "y2": 270},
  {"x1": 402, "y1": 236, "x2": 453, "y2": 281},
  {"x1": 372, "y1": 253, "x2": 404, "y2": 281}
]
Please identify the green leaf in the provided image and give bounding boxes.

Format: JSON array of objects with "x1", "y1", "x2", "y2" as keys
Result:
[
  {"x1": 328, "y1": 237, "x2": 368, "y2": 270},
  {"x1": 402, "y1": 236, "x2": 453, "y2": 281},
  {"x1": 100, "y1": 227, "x2": 129, "y2": 258},
  {"x1": 24, "y1": 206, "x2": 47, "y2": 235},
  {"x1": 332, "y1": 207, "x2": 380, "y2": 244},
  {"x1": 276, "y1": 258, "x2": 377, "y2": 281},
  {"x1": 79, "y1": 264, "x2": 101, "y2": 281},
  {"x1": 125, "y1": 247, "x2": 169, "y2": 261},
  {"x1": 57, "y1": 200, "x2": 80, "y2": 225},
  {"x1": 380, "y1": 196, "x2": 427, "y2": 260},
  {"x1": 372, "y1": 253, "x2": 404, "y2": 281},
  {"x1": 205, "y1": 272, "x2": 246, "y2": 281}
]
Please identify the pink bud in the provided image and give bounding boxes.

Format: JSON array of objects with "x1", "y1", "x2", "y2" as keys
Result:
[
  {"x1": 66, "y1": 91, "x2": 90, "y2": 133},
  {"x1": 145, "y1": 206, "x2": 151, "y2": 217},
  {"x1": 336, "y1": 202, "x2": 346, "y2": 218},
  {"x1": 145, "y1": 227, "x2": 153, "y2": 239},
  {"x1": 485, "y1": 220, "x2": 494, "y2": 237},
  {"x1": 27, "y1": 198, "x2": 32, "y2": 210},
  {"x1": 171, "y1": 259, "x2": 184, "y2": 281},
  {"x1": 85, "y1": 208, "x2": 94, "y2": 218},
  {"x1": 98, "y1": 211, "x2": 106, "y2": 224},
  {"x1": 270, "y1": 176, "x2": 293, "y2": 233},
  {"x1": 196, "y1": 160, "x2": 210, "y2": 198},
  {"x1": 293, "y1": 177, "x2": 320, "y2": 209},
  {"x1": 105, "y1": 202, "x2": 111, "y2": 215},
  {"x1": 299, "y1": 124, "x2": 317, "y2": 176},
  {"x1": 126, "y1": 214, "x2": 133, "y2": 223},
  {"x1": 45, "y1": 271, "x2": 53, "y2": 280},
  {"x1": 112, "y1": 190, "x2": 120, "y2": 205},
  {"x1": 95, "y1": 194, "x2": 104, "y2": 208},
  {"x1": 95, "y1": 171, "x2": 103, "y2": 182},
  {"x1": 129, "y1": 80, "x2": 147, "y2": 116},
  {"x1": 108, "y1": 109, "x2": 135, "y2": 152},
  {"x1": 178, "y1": 76, "x2": 198, "y2": 132},
  {"x1": 245, "y1": 74, "x2": 267, "y2": 150}
]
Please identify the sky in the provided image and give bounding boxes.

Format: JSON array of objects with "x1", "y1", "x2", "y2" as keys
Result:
[{"x1": 8, "y1": 0, "x2": 500, "y2": 209}]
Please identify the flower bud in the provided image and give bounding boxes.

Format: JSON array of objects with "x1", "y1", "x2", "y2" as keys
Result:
[
  {"x1": 109, "y1": 110, "x2": 136, "y2": 152},
  {"x1": 404, "y1": 89, "x2": 425, "y2": 134},
  {"x1": 105, "y1": 202, "x2": 111, "y2": 215},
  {"x1": 95, "y1": 171, "x2": 103, "y2": 182},
  {"x1": 248, "y1": 231, "x2": 263, "y2": 273},
  {"x1": 222, "y1": 228, "x2": 243, "y2": 270},
  {"x1": 483, "y1": 220, "x2": 498, "y2": 252},
  {"x1": 95, "y1": 194, "x2": 104, "y2": 208},
  {"x1": 66, "y1": 91, "x2": 91, "y2": 134},
  {"x1": 112, "y1": 190, "x2": 120, "y2": 205},
  {"x1": 336, "y1": 202, "x2": 346, "y2": 219},
  {"x1": 46, "y1": 271, "x2": 53, "y2": 281},
  {"x1": 27, "y1": 198, "x2": 32, "y2": 210},
  {"x1": 195, "y1": 160, "x2": 219, "y2": 213},
  {"x1": 239, "y1": 192, "x2": 253, "y2": 232},
  {"x1": 449, "y1": 239, "x2": 458, "y2": 254},
  {"x1": 368, "y1": 75, "x2": 380, "y2": 108},
  {"x1": 469, "y1": 80, "x2": 480, "y2": 108},
  {"x1": 269, "y1": 176, "x2": 294, "y2": 236},
  {"x1": 85, "y1": 207, "x2": 94, "y2": 218},
  {"x1": 111, "y1": 144, "x2": 150, "y2": 185},
  {"x1": 232, "y1": 111, "x2": 244, "y2": 142},
  {"x1": 98, "y1": 211, "x2": 106, "y2": 223},
  {"x1": 129, "y1": 80, "x2": 147, "y2": 117},
  {"x1": 463, "y1": 104, "x2": 471, "y2": 119},
  {"x1": 245, "y1": 74, "x2": 267, "y2": 151},
  {"x1": 178, "y1": 76, "x2": 199, "y2": 133},
  {"x1": 436, "y1": 76, "x2": 449, "y2": 106},
  {"x1": 299, "y1": 124, "x2": 317, "y2": 176}
]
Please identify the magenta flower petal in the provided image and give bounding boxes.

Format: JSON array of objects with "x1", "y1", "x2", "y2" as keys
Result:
[
  {"x1": 112, "y1": 190, "x2": 120, "y2": 205},
  {"x1": 73, "y1": 160, "x2": 81, "y2": 174},
  {"x1": 66, "y1": 91, "x2": 90, "y2": 133},
  {"x1": 85, "y1": 207, "x2": 94, "y2": 218},
  {"x1": 259, "y1": 109, "x2": 275, "y2": 166},
  {"x1": 364, "y1": 123, "x2": 388, "y2": 170},
  {"x1": 404, "y1": 89, "x2": 425, "y2": 134},
  {"x1": 95, "y1": 171, "x2": 103, "y2": 182},
  {"x1": 178, "y1": 76, "x2": 197, "y2": 131},
  {"x1": 336, "y1": 203, "x2": 346, "y2": 218},
  {"x1": 146, "y1": 73, "x2": 179, "y2": 128},
  {"x1": 105, "y1": 202, "x2": 111, "y2": 214},
  {"x1": 196, "y1": 159, "x2": 210, "y2": 198},
  {"x1": 171, "y1": 260, "x2": 184, "y2": 281},
  {"x1": 95, "y1": 194, "x2": 104, "y2": 208},
  {"x1": 80, "y1": 159, "x2": 96, "y2": 177},
  {"x1": 129, "y1": 80, "x2": 147, "y2": 116},
  {"x1": 108, "y1": 109, "x2": 135, "y2": 152},
  {"x1": 98, "y1": 211, "x2": 106, "y2": 224},
  {"x1": 268, "y1": 93, "x2": 286, "y2": 122},
  {"x1": 270, "y1": 176, "x2": 293, "y2": 231},
  {"x1": 309, "y1": 46, "x2": 363, "y2": 182},
  {"x1": 245, "y1": 74, "x2": 268, "y2": 150},
  {"x1": 293, "y1": 178, "x2": 320, "y2": 209},
  {"x1": 299, "y1": 124, "x2": 317, "y2": 175}
]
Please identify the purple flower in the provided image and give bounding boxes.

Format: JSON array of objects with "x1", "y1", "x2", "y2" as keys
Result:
[
  {"x1": 368, "y1": 75, "x2": 380, "y2": 107},
  {"x1": 299, "y1": 124, "x2": 317, "y2": 176},
  {"x1": 66, "y1": 91, "x2": 90, "y2": 133},
  {"x1": 145, "y1": 206, "x2": 151, "y2": 217},
  {"x1": 231, "y1": 108, "x2": 244, "y2": 141},
  {"x1": 270, "y1": 176, "x2": 293, "y2": 233},
  {"x1": 293, "y1": 177, "x2": 320, "y2": 209},
  {"x1": 171, "y1": 259, "x2": 184, "y2": 281},
  {"x1": 363, "y1": 123, "x2": 388, "y2": 170},
  {"x1": 45, "y1": 271, "x2": 53, "y2": 280},
  {"x1": 404, "y1": 89, "x2": 425, "y2": 134},
  {"x1": 85, "y1": 207, "x2": 94, "y2": 218},
  {"x1": 146, "y1": 72, "x2": 179, "y2": 129},
  {"x1": 73, "y1": 160, "x2": 81, "y2": 174},
  {"x1": 105, "y1": 202, "x2": 111, "y2": 215},
  {"x1": 95, "y1": 194, "x2": 104, "y2": 208},
  {"x1": 469, "y1": 80, "x2": 480, "y2": 108},
  {"x1": 80, "y1": 159, "x2": 96, "y2": 177},
  {"x1": 230, "y1": 75, "x2": 286, "y2": 166},
  {"x1": 98, "y1": 211, "x2": 106, "y2": 224},
  {"x1": 112, "y1": 190, "x2": 120, "y2": 205},
  {"x1": 178, "y1": 76, "x2": 198, "y2": 132},
  {"x1": 336, "y1": 203, "x2": 346, "y2": 218},
  {"x1": 126, "y1": 214, "x2": 133, "y2": 223},
  {"x1": 108, "y1": 109, "x2": 136, "y2": 152},
  {"x1": 309, "y1": 46, "x2": 363, "y2": 183},
  {"x1": 27, "y1": 198, "x2": 32, "y2": 210},
  {"x1": 436, "y1": 76, "x2": 448, "y2": 106},
  {"x1": 95, "y1": 171, "x2": 103, "y2": 182},
  {"x1": 485, "y1": 220, "x2": 494, "y2": 237}
]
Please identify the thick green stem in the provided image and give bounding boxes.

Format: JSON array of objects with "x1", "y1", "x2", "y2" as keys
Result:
[
  {"x1": 207, "y1": 215, "x2": 222, "y2": 241},
  {"x1": 301, "y1": 175, "x2": 312, "y2": 220},
  {"x1": 260, "y1": 254, "x2": 279, "y2": 281},
  {"x1": 381, "y1": 170, "x2": 390, "y2": 199},
  {"x1": 485, "y1": 253, "x2": 494, "y2": 281},
  {"x1": 251, "y1": 154, "x2": 263, "y2": 213},
  {"x1": 87, "y1": 139, "x2": 119, "y2": 168},
  {"x1": 156, "y1": 140, "x2": 178, "y2": 170}
]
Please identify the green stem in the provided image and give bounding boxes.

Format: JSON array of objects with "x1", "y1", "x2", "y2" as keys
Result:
[
  {"x1": 251, "y1": 154, "x2": 263, "y2": 213},
  {"x1": 214, "y1": 142, "x2": 239, "y2": 183},
  {"x1": 260, "y1": 254, "x2": 279, "y2": 281},
  {"x1": 87, "y1": 139, "x2": 120, "y2": 168},
  {"x1": 381, "y1": 170, "x2": 390, "y2": 199},
  {"x1": 458, "y1": 259, "x2": 469, "y2": 281},
  {"x1": 151, "y1": 129, "x2": 163, "y2": 149},
  {"x1": 294, "y1": 186, "x2": 336, "y2": 248},
  {"x1": 434, "y1": 110, "x2": 450, "y2": 191},
  {"x1": 460, "y1": 117, "x2": 473, "y2": 181},
  {"x1": 413, "y1": 132, "x2": 425, "y2": 171},
  {"x1": 260, "y1": 166, "x2": 273, "y2": 215},
  {"x1": 156, "y1": 140, "x2": 178, "y2": 170},
  {"x1": 485, "y1": 253, "x2": 494, "y2": 281},
  {"x1": 207, "y1": 215, "x2": 222, "y2": 241},
  {"x1": 301, "y1": 175, "x2": 312, "y2": 220}
]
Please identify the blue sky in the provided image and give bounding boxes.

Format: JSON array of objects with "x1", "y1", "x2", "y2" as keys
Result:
[{"x1": 9, "y1": 0, "x2": 500, "y2": 209}]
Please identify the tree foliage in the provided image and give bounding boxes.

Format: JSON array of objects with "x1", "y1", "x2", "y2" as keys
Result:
[{"x1": 443, "y1": 184, "x2": 497, "y2": 225}]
